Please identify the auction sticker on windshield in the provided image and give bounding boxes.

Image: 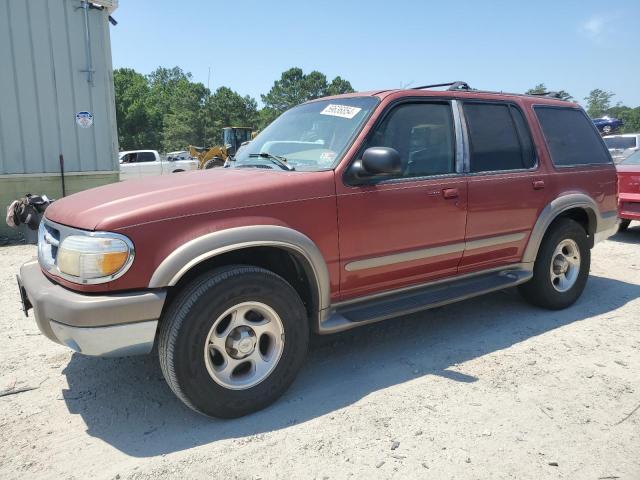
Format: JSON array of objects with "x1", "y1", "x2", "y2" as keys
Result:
[{"x1": 320, "y1": 104, "x2": 362, "y2": 119}]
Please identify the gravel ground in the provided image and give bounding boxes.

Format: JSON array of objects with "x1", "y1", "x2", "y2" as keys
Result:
[{"x1": 1, "y1": 226, "x2": 639, "y2": 480}]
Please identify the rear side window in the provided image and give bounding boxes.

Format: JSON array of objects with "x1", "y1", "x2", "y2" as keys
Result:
[
  {"x1": 534, "y1": 107, "x2": 612, "y2": 166},
  {"x1": 464, "y1": 103, "x2": 535, "y2": 172},
  {"x1": 137, "y1": 152, "x2": 156, "y2": 162}
]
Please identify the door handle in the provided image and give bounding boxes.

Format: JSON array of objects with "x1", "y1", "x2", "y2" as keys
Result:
[
  {"x1": 442, "y1": 188, "x2": 459, "y2": 199},
  {"x1": 532, "y1": 180, "x2": 545, "y2": 190}
]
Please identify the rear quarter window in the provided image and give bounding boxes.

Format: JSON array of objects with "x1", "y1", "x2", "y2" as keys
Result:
[
  {"x1": 534, "y1": 107, "x2": 612, "y2": 166},
  {"x1": 137, "y1": 152, "x2": 156, "y2": 162}
]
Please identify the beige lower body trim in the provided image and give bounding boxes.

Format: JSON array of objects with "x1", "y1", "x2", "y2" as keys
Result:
[{"x1": 345, "y1": 232, "x2": 527, "y2": 272}]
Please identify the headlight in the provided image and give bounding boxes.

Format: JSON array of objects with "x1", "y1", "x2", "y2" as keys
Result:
[{"x1": 56, "y1": 234, "x2": 134, "y2": 283}]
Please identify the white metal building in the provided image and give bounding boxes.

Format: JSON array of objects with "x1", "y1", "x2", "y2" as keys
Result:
[{"x1": 0, "y1": 0, "x2": 119, "y2": 238}]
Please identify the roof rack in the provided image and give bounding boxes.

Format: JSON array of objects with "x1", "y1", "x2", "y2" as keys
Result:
[
  {"x1": 412, "y1": 81, "x2": 472, "y2": 91},
  {"x1": 528, "y1": 91, "x2": 565, "y2": 99}
]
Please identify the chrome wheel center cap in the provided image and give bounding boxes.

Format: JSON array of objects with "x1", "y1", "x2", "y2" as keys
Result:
[
  {"x1": 553, "y1": 255, "x2": 569, "y2": 274},
  {"x1": 226, "y1": 326, "x2": 257, "y2": 359}
]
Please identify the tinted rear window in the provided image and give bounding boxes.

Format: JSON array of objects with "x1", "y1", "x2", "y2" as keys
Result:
[
  {"x1": 137, "y1": 152, "x2": 156, "y2": 162},
  {"x1": 604, "y1": 136, "x2": 637, "y2": 150},
  {"x1": 534, "y1": 107, "x2": 612, "y2": 166},
  {"x1": 464, "y1": 103, "x2": 535, "y2": 172}
]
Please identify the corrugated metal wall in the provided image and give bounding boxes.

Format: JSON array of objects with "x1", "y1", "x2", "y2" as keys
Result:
[{"x1": 0, "y1": 0, "x2": 118, "y2": 175}]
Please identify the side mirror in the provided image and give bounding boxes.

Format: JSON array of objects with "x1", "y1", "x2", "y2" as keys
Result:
[
  {"x1": 362, "y1": 147, "x2": 402, "y2": 174},
  {"x1": 347, "y1": 147, "x2": 402, "y2": 184}
]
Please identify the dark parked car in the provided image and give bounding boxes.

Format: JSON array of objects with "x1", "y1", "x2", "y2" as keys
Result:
[{"x1": 593, "y1": 116, "x2": 624, "y2": 135}]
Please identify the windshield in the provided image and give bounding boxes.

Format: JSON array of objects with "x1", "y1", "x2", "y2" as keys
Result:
[
  {"x1": 604, "y1": 136, "x2": 637, "y2": 149},
  {"x1": 233, "y1": 97, "x2": 379, "y2": 171},
  {"x1": 621, "y1": 150, "x2": 640, "y2": 165}
]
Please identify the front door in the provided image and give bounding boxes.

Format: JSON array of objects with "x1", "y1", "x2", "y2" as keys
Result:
[{"x1": 337, "y1": 101, "x2": 468, "y2": 301}]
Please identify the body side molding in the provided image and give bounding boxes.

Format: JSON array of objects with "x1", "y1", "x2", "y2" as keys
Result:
[{"x1": 148, "y1": 225, "x2": 331, "y2": 313}]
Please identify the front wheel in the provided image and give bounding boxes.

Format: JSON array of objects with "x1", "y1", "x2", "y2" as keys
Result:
[
  {"x1": 158, "y1": 266, "x2": 309, "y2": 418},
  {"x1": 519, "y1": 219, "x2": 590, "y2": 310}
]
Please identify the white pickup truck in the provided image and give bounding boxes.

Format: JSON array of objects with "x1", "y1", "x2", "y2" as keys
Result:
[{"x1": 119, "y1": 150, "x2": 199, "y2": 180}]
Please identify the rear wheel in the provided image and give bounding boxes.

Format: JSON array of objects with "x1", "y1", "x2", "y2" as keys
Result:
[
  {"x1": 519, "y1": 219, "x2": 590, "y2": 310},
  {"x1": 618, "y1": 219, "x2": 631, "y2": 232},
  {"x1": 158, "y1": 266, "x2": 309, "y2": 418}
]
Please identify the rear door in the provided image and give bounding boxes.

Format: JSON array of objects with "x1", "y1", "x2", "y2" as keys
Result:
[
  {"x1": 458, "y1": 101, "x2": 548, "y2": 273},
  {"x1": 337, "y1": 100, "x2": 468, "y2": 300},
  {"x1": 137, "y1": 151, "x2": 163, "y2": 177}
]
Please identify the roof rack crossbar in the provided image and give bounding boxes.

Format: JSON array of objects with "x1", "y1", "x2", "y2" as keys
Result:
[
  {"x1": 412, "y1": 81, "x2": 472, "y2": 91},
  {"x1": 528, "y1": 91, "x2": 564, "y2": 99}
]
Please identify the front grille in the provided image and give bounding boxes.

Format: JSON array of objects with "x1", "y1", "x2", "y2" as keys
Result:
[{"x1": 38, "y1": 220, "x2": 60, "y2": 271}]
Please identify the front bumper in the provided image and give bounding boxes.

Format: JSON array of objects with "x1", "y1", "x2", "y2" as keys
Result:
[{"x1": 18, "y1": 261, "x2": 166, "y2": 357}]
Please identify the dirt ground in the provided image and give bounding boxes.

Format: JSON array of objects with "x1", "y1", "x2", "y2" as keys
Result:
[{"x1": 0, "y1": 226, "x2": 639, "y2": 480}]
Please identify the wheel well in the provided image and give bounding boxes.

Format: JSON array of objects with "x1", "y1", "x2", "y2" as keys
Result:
[
  {"x1": 164, "y1": 246, "x2": 318, "y2": 323},
  {"x1": 554, "y1": 207, "x2": 596, "y2": 246}
]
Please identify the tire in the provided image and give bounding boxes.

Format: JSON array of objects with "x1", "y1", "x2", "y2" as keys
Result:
[
  {"x1": 602, "y1": 125, "x2": 612, "y2": 134},
  {"x1": 519, "y1": 219, "x2": 590, "y2": 310},
  {"x1": 203, "y1": 157, "x2": 224, "y2": 169},
  {"x1": 158, "y1": 265, "x2": 309, "y2": 418},
  {"x1": 618, "y1": 219, "x2": 631, "y2": 232}
]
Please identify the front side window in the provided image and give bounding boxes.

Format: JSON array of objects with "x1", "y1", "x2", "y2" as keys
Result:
[
  {"x1": 464, "y1": 103, "x2": 535, "y2": 172},
  {"x1": 361, "y1": 102, "x2": 455, "y2": 179},
  {"x1": 233, "y1": 97, "x2": 379, "y2": 171},
  {"x1": 534, "y1": 107, "x2": 612, "y2": 166}
]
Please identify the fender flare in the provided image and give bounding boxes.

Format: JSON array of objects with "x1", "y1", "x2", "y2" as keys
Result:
[
  {"x1": 148, "y1": 225, "x2": 331, "y2": 313},
  {"x1": 522, "y1": 193, "x2": 606, "y2": 264}
]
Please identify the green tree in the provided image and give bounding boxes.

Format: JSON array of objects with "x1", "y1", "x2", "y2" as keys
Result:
[
  {"x1": 113, "y1": 68, "x2": 153, "y2": 150},
  {"x1": 585, "y1": 89, "x2": 615, "y2": 117},
  {"x1": 204, "y1": 87, "x2": 259, "y2": 145},
  {"x1": 606, "y1": 105, "x2": 640, "y2": 133},
  {"x1": 160, "y1": 79, "x2": 209, "y2": 151},
  {"x1": 525, "y1": 83, "x2": 573, "y2": 101},
  {"x1": 260, "y1": 67, "x2": 355, "y2": 128},
  {"x1": 525, "y1": 83, "x2": 547, "y2": 95},
  {"x1": 327, "y1": 76, "x2": 355, "y2": 96}
]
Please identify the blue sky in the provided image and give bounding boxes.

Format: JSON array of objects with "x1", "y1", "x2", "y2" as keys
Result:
[{"x1": 110, "y1": 0, "x2": 639, "y2": 107}]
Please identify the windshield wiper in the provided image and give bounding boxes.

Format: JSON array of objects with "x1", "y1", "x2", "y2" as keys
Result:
[{"x1": 248, "y1": 153, "x2": 295, "y2": 171}]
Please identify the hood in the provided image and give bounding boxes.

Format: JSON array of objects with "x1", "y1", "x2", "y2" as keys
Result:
[{"x1": 45, "y1": 168, "x2": 336, "y2": 231}]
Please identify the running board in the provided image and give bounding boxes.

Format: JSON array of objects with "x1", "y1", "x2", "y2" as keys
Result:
[{"x1": 319, "y1": 267, "x2": 533, "y2": 334}]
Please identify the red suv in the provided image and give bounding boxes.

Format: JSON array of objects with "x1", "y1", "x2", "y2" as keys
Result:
[{"x1": 18, "y1": 82, "x2": 618, "y2": 418}]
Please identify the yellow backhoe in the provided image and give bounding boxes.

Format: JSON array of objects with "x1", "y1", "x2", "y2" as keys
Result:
[{"x1": 189, "y1": 127, "x2": 254, "y2": 169}]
